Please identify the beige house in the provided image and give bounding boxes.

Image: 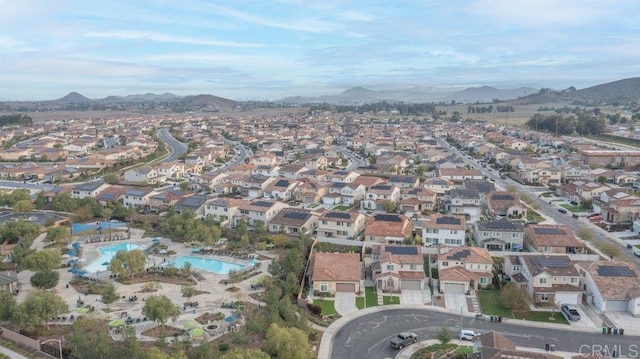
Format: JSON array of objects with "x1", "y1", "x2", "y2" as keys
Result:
[
  {"x1": 235, "y1": 199, "x2": 288, "y2": 227},
  {"x1": 316, "y1": 210, "x2": 366, "y2": 241},
  {"x1": 482, "y1": 191, "x2": 527, "y2": 219},
  {"x1": 204, "y1": 198, "x2": 245, "y2": 226},
  {"x1": 364, "y1": 213, "x2": 414, "y2": 244},
  {"x1": 372, "y1": 244, "x2": 425, "y2": 292},
  {"x1": 524, "y1": 224, "x2": 586, "y2": 254},
  {"x1": 437, "y1": 246, "x2": 493, "y2": 293},
  {"x1": 310, "y1": 252, "x2": 361, "y2": 295}
]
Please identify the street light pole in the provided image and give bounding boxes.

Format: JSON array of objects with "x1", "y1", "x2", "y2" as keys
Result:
[{"x1": 41, "y1": 338, "x2": 62, "y2": 359}]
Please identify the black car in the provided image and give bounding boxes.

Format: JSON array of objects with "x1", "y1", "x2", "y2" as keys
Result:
[{"x1": 558, "y1": 208, "x2": 568, "y2": 213}]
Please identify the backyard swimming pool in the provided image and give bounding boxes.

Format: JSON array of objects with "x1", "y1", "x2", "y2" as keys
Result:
[
  {"x1": 171, "y1": 256, "x2": 256, "y2": 275},
  {"x1": 85, "y1": 243, "x2": 144, "y2": 273}
]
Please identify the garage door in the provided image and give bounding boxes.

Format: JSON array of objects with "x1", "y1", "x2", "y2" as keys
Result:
[
  {"x1": 336, "y1": 283, "x2": 355, "y2": 292},
  {"x1": 401, "y1": 279, "x2": 421, "y2": 290},
  {"x1": 444, "y1": 283, "x2": 465, "y2": 294},
  {"x1": 606, "y1": 300, "x2": 628, "y2": 312}
]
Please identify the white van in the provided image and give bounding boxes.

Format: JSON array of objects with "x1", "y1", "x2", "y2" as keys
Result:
[{"x1": 459, "y1": 329, "x2": 480, "y2": 341}]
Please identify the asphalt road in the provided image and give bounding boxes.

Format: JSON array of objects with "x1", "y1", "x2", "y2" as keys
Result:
[
  {"x1": 439, "y1": 140, "x2": 640, "y2": 267},
  {"x1": 338, "y1": 146, "x2": 367, "y2": 170},
  {"x1": 157, "y1": 127, "x2": 188, "y2": 162},
  {"x1": 331, "y1": 309, "x2": 640, "y2": 359}
]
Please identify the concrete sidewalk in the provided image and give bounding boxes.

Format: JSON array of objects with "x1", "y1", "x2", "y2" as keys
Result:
[
  {"x1": 396, "y1": 339, "x2": 578, "y2": 359},
  {"x1": 0, "y1": 344, "x2": 30, "y2": 359}
]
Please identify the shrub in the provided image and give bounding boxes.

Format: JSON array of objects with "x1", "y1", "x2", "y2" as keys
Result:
[
  {"x1": 218, "y1": 343, "x2": 229, "y2": 352},
  {"x1": 307, "y1": 303, "x2": 322, "y2": 316}
]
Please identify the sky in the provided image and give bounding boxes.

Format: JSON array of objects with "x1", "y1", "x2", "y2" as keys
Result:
[{"x1": 1, "y1": 0, "x2": 639, "y2": 101}]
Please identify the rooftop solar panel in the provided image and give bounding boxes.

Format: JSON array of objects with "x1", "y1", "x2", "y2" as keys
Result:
[
  {"x1": 386, "y1": 246, "x2": 418, "y2": 255},
  {"x1": 325, "y1": 212, "x2": 351, "y2": 219},
  {"x1": 491, "y1": 194, "x2": 515, "y2": 201},
  {"x1": 436, "y1": 216, "x2": 461, "y2": 225},
  {"x1": 532, "y1": 227, "x2": 566, "y2": 236},
  {"x1": 371, "y1": 185, "x2": 392, "y2": 190},
  {"x1": 283, "y1": 212, "x2": 309, "y2": 220},
  {"x1": 447, "y1": 249, "x2": 470, "y2": 260},
  {"x1": 374, "y1": 214, "x2": 402, "y2": 222},
  {"x1": 252, "y1": 201, "x2": 273, "y2": 207},
  {"x1": 275, "y1": 179, "x2": 289, "y2": 187},
  {"x1": 596, "y1": 265, "x2": 637, "y2": 278},
  {"x1": 530, "y1": 256, "x2": 571, "y2": 268}
]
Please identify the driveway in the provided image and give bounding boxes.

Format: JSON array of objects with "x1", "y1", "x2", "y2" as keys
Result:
[
  {"x1": 400, "y1": 290, "x2": 430, "y2": 306},
  {"x1": 334, "y1": 292, "x2": 359, "y2": 316},
  {"x1": 444, "y1": 293, "x2": 468, "y2": 313}
]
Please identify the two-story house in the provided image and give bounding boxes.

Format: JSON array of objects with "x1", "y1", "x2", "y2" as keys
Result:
[
  {"x1": 576, "y1": 260, "x2": 640, "y2": 315},
  {"x1": 316, "y1": 210, "x2": 366, "y2": 241},
  {"x1": 124, "y1": 166, "x2": 165, "y2": 185},
  {"x1": 504, "y1": 254, "x2": 582, "y2": 305},
  {"x1": 371, "y1": 244, "x2": 425, "y2": 292},
  {"x1": 482, "y1": 191, "x2": 527, "y2": 219},
  {"x1": 365, "y1": 213, "x2": 414, "y2": 244},
  {"x1": 421, "y1": 214, "x2": 466, "y2": 247},
  {"x1": 437, "y1": 246, "x2": 493, "y2": 293},
  {"x1": 235, "y1": 199, "x2": 288, "y2": 228},
  {"x1": 524, "y1": 224, "x2": 586, "y2": 254},
  {"x1": 473, "y1": 218, "x2": 525, "y2": 252},
  {"x1": 122, "y1": 187, "x2": 156, "y2": 208},
  {"x1": 204, "y1": 198, "x2": 245, "y2": 226},
  {"x1": 268, "y1": 208, "x2": 319, "y2": 236},
  {"x1": 71, "y1": 180, "x2": 109, "y2": 199},
  {"x1": 448, "y1": 188, "x2": 482, "y2": 222},
  {"x1": 360, "y1": 184, "x2": 401, "y2": 211}
]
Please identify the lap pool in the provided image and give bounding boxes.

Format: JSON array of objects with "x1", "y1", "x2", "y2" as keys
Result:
[
  {"x1": 85, "y1": 243, "x2": 144, "y2": 273},
  {"x1": 171, "y1": 256, "x2": 256, "y2": 275}
]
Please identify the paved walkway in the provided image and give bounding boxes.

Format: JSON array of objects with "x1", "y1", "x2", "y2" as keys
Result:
[
  {"x1": 334, "y1": 292, "x2": 359, "y2": 316},
  {"x1": 0, "y1": 344, "x2": 30, "y2": 359},
  {"x1": 396, "y1": 339, "x2": 577, "y2": 359}
]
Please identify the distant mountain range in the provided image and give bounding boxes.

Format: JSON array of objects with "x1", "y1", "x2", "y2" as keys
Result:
[{"x1": 40, "y1": 77, "x2": 640, "y2": 107}]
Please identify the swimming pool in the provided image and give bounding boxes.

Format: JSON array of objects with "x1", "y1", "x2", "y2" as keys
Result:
[
  {"x1": 85, "y1": 243, "x2": 144, "y2": 273},
  {"x1": 171, "y1": 256, "x2": 256, "y2": 275}
]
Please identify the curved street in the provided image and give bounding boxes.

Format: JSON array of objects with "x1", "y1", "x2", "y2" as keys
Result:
[
  {"x1": 157, "y1": 127, "x2": 188, "y2": 163},
  {"x1": 328, "y1": 308, "x2": 640, "y2": 359}
]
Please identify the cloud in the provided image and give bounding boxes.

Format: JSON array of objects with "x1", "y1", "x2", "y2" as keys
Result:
[{"x1": 85, "y1": 31, "x2": 260, "y2": 48}]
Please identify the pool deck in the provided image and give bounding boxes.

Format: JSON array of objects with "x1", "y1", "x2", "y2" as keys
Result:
[{"x1": 17, "y1": 228, "x2": 275, "y2": 343}]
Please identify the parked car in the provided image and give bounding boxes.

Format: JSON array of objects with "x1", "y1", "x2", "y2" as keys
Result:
[
  {"x1": 390, "y1": 332, "x2": 418, "y2": 349},
  {"x1": 459, "y1": 329, "x2": 480, "y2": 341},
  {"x1": 634, "y1": 249, "x2": 640, "y2": 257},
  {"x1": 561, "y1": 304, "x2": 581, "y2": 321},
  {"x1": 558, "y1": 208, "x2": 568, "y2": 213}
]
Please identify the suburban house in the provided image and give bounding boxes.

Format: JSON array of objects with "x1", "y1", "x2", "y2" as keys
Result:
[
  {"x1": 315, "y1": 210, "x2": 366, "y2": 241},
  {"x1": 122, "y1": 187, "x2": 156, "y2": 208},
  {"x1": 173, "y1": 195, "x2": 208, "y2": 218},
  {"x1": 482, "y1": 191, "x2": 527, "y2": 219},
  {"x1": 371, "y1": 244, "x2": 426, "y2": 292},
  {"x1": 0, "y1": 272, "x2": 18, "y2": 292},
  {"x1": 448, "y1": 188, "x2": 482, "y2": 222},
  {"x1": 324, "y1": 170, "x2": 360, "y2": 183},
  {"x1": 421, "y1": 214, "x2": 466, "y2": 247},
  {"x1": 235, "y1": 199, "x2": 288, "y2": 228},
  {"x1": 124, "y1": 166, "x2": 165, "y2": 185},
  {"x1": 309, "y1": 252, "x2": 361, "y2": 295},
  {"x1": 388, "y1": 175, "x2": 420, "y2": 189},
  {"x1": 327, "y1": 182, "x2": 366, "y2": 206},
  {"x1": 504, "y1": 254, "x2": 582, "y2": 305},
  {"x1": 473, "y1": 218, "x2": 525, "y2": 252},
  {"x1": 576, "y1": 260, "x2": 640, "y2": 315},
  {"x1": 364, "y1": 213, "x2": 414, "y2": 244},
  {"x1": 71, "y1": 180, "x2": 109, "y2": 199},
  {"x1": 268, "y1": 208, "x2": 318, "y2": 236},
  {"x1": 524, "y1": 224, "x2": 586, "y2": 254},
  {"x1": 148, "y1": 190, "x2": 187, "y2": 213},
  {"x1": 438, "y1": 168, "x2": 483, "y2": 182},
  {"x1": 423, "y1": 177, "x2": 455, "y2": 195},
  {"x1": 360, "y1": 184, "x2": 401, "y2": 211},
  {"x1": 436, "y1": 246, "x2": 493, "y2": 293},
  {"x1": 203, "y1": 198, "x2": 245, "y2": 226}
]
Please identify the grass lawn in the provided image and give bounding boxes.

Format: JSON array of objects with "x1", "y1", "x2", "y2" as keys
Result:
[
  {"x1": 477, "y1": 289, "x2": 569, "y2": 324},
  {"x1": 313, "y1": 299, "x2": 337, "y2": 316},
  {"x1": 455, "y1": 346, "x2": 474, "y2": 354},
  {"x1": 540, "y1": 192, "x2": 553, "y2": 197},
  {"x1": 423, "y1": 256, "x2": 429, "y2": 275},
  {"x1": 561, "y1": 204, "x2": 582, "y2": 212},
  {"x1": 356, "y1": 296, "x2": 365, "y2": 310},
  {"x1": 526, "y1": 209, "x2": 544, "y2": 222},
  {"x1": 332, "y1": 205, "x2": 351, "y2": 211},
  {"x1": 635, "y1": 244, "x2": 640, "y2": 249},
  {"x1": 383, "y1": 296, "x2": 400, "y2": 305},
  {"x1": 365, "y1": 287, "x2": 378, "y2": 307}
]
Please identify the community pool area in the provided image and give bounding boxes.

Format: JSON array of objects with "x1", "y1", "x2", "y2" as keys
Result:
[
  {"x1": 85, "y1": 243, "x2": 144, "y2": 273},
  {"x1": 171, "y1": 256, "x2": 256, "y2": 275}
]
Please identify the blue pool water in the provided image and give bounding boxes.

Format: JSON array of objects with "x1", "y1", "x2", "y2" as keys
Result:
[
  {"x1": 85, "y1": 243, "x2": 143, "y2": 273},
  {"x1": 171, "y1": 256, "x2": 256, "y2": 275}
]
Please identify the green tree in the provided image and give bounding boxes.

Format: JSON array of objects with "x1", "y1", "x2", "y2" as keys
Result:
[
  {"x1": 45, "y1": 226, "x2": 71, "y2": 245},
  {"x1": 500, "y1": 282, "x2": 532, "y2": 310},
  {"x1": 34, "y1": 192, "x2": 47, "y2": 210},
  {"x1": 108, "y1": 249, "x2": 146, "y2": 279},
  {"x1": 236, "y1": 219, "x2": 248, "y2": 237},
  {"x1": 52, "y1": 192, "x2": 78, "y2": 212},
  {"x1": 254, "y1": 220, "x2": 266, "y2": 236},
  {"x1": 0, "y1": 220, "x2": 40, "y2": 244},
  {"x1": 264, "y1": 323, "x2": 313, "y2": 359},
  {"x1": 103, "y1": 173, "x2": 119, "y2": 184},
  {"x1": 101, "y1": 282, "x2": 119, "y2": 311},
  {"x1": 117, "y1": 325, "x2": 143, "y2": 359},
  {"x1": 223, "y1": 348, "x2": 270, "y2": 359},
  {"x1": 142, "y1": 294, "x2": 180, "y2": 329},
  {"x1": 435, "y1": 325, "x2": 452, "y2": 348},
  {"x1": 599, "y1": 243, "x2": 621, "y2": 259},
  {"x1": 181, "y1": 285, "x2": 198, "y2": 303},
  {"x1": 0, "y1": 290, "x2": 17, "y2": 321},
  {"x1": 30, "y1": 270, "x2": 60, "y2": 289},
  {"x1": 597, "y1": 175, "x2": 607, "y2": 183},
  {"x1": 14, "y1": 290, "x2": 68, "y2": 331},
  {"x1": 12, "y1": 199, "x2": 33, "y2": 218},
  {"x1": 65, "y1": 316, "x2": 113, "y2": 359},
  {"x1": 23, "y1": 248, "x2": 62, "y2": 271},
  {"x1": 381, "y1": 200, "x2": 397, "y2": 213}
]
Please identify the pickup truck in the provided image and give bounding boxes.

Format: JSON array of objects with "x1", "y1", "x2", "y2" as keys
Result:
[
  {"x1": 390, "y1": 332, "x2": 418, "y2": 349},
  {"x1": 561, "y1": 304, "x2": 581, "y2": 321}
]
